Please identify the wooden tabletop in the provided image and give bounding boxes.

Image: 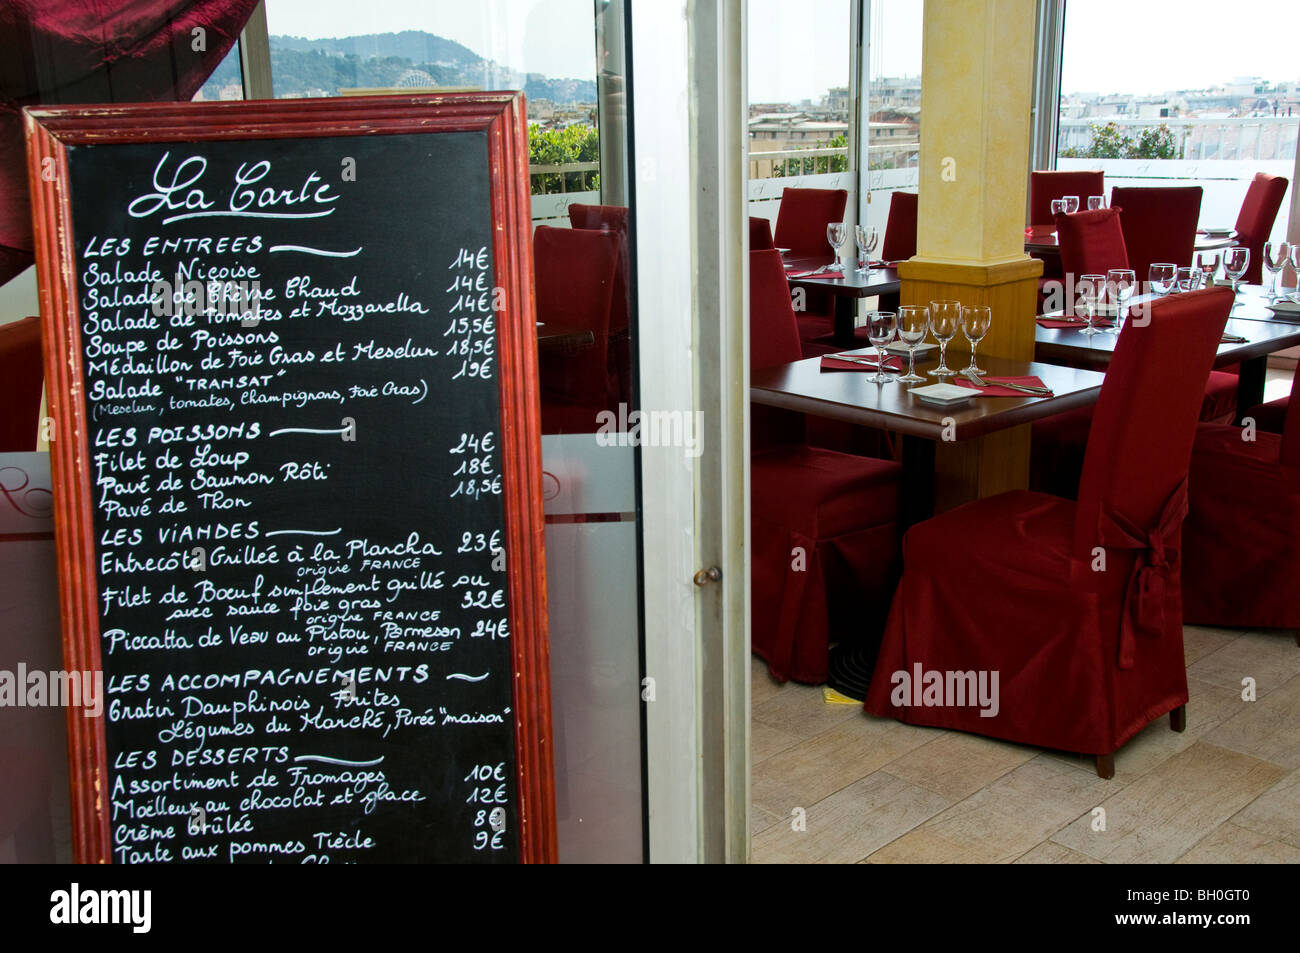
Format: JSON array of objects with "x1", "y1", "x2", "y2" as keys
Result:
[
  {"x1": 1034, "y1": 315, "x2": 1300, "y2": 372},
  {"x1": 750, "y1": 349, "x2": 1107, "y2": 441},
  {"x1": 782, "y1": 256, "x2": 902, "y2": 298}
]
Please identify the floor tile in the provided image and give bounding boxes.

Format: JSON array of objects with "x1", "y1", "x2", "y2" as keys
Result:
[
  {"x1": 1228, "y1": 769, "x2": 1300, "y2": 848},
  {"x1": 1187, "y1": 631, "x2": 1300, "y2": 698},
  {"x1": 881, "y1": 731, "x2": 1038, "y2": 802},
  {"x1": 1206, "y1": 672, "x2": 1300, "y2": 769},
  {"x1": 1013, "y1": 842, "x2": 1102, "y2": 864},
  {"x1": 1175, "y1": 822, "x2": 1300, "y2": 863}
]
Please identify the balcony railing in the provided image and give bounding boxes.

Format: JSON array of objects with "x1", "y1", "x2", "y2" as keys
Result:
[
  {"x1": 1058, "y1": 116, "x2": 1299, "y2": 162},
  {"x1": 747, "y1": 142, "x2": 919, "y2": 180}
]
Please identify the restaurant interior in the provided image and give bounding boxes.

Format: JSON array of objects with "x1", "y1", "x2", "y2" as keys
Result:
[{"x1": 1, "y1": 0, "x2": 1298, "y2": 865}]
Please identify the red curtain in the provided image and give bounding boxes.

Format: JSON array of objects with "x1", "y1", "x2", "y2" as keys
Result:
[{"x1": 0, "y1": 0, "x2": 260, "y2": 286}]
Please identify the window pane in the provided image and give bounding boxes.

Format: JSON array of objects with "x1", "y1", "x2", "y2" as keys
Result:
[
  {"x1": 863, "y1": 0, "x2": 922, "y2": 243},
  {"x1": 192, "y1": 39, "x2": 245, "y2": 101}
]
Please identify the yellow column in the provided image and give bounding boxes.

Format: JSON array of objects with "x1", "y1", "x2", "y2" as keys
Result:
[{"x1": 897, "y1": 0, "x2": 1044, "y2": 506}]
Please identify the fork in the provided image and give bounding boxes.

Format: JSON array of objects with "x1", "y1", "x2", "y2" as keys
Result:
[{"x1": 964, "y1": 368, "x2": 1053, "y2": 397}]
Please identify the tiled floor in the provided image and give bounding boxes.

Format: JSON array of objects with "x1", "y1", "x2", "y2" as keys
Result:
[{"x1": 750, "y1": 625, "x2": 1300, "y2": 864}]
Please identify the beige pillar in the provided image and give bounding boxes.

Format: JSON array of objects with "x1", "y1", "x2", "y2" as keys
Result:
[{"x1": 897, "y1": 0, "x2": 1045, "y2": 505}]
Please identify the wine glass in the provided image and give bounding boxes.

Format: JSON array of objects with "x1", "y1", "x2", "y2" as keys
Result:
[
  {"x1": 855, "y1": 224, "x2": 879, "y2": 274},
  {"x1": 1050, "y1": 198, "x2": 1067, "y2": 218},
  {"x1": 1175, "y1": 266, "x2": 1199, "y2": 293},
  {"x1": 1149, "y1": 262, "x2": 1176, "y2": 297},
  {"x1": 1106, "y1": 268, "x2": 1136, "y2": 333},
  {"x1": 928, "y1": 299, "x2": 962, "y2": 378},
  {"x1": 865, "y1": 310, "x2": 897, "y2": 383},
  {"x1": 1196, "y1": 251, "x2": 1220, "y2": 288},
  {"x1": 961, "y1": 305, "x2": 992, "y2": 376},
  {"x1": 1087, "y1": 195, "x2": 1106, "y2": 211},
  {"x1": 1289, "y1": 244, "x2": 1300, "y2": 301},
  {"x1": 1077, "y1": 274, "x2": 1105, "y2": 336},
  {"x1": 896, "y1": 305, "x2": 929, "y2": 384},
  {"x1": 1062, "y1": 195, "x2": 1080, "y2": 214},
  {"x1": 1263, "y1": 241, "x2": 1290, "y2": 301},
  {"x1": 1223, "y1": 246, "x2": 1249, "y2": 294},
  {"x1": 826, "y1": 222, "x2": 848, "y2": 271}
]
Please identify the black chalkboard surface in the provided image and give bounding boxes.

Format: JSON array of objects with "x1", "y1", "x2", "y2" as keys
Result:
[{"x1": 26, "y1": 94, "x2": 554, "y2": 863}]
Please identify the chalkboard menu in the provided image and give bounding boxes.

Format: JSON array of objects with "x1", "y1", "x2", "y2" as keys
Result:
[{"x1": 25, "y1": 95, "x2": 554, "y2": 863}]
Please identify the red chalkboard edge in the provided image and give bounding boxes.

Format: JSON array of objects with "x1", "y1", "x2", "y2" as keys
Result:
[{"x1": 23, "y1": 92, "x2": 558, "y2": 865}]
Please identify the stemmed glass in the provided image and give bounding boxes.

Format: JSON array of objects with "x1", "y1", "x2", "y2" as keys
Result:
[
  {"x1": 855, "y1": 224, "x2": 879, "y2": 274},
  {"x1": 865, "y1": 310, "x2": 897, "y2": 383},
  {"x1": 1062, "y1": 195, "x2": 1080, "y2": 214},
  {"x1": 1196, "y1": 252, "x2": 1220, "y2": 288},
  {"x1": 961, "y1": 305, "x2": 992, "y2": 376},
  {"x1": 1223, "y1": 246, "x2": 1249, "y2": 294},
  {"x1": 1087, "y1": 195, "x2": 1106, "y2": 210},
  {"x1": 1077, "y1": 274, "x2": 1106, "y2": 336},
  {"x1": 1289, "y1": 245, "x2": 1300, "y2": 301},
  {"x1": 1149, "y1": 262, "x2": 1177, "y2": 297},
  {"x1": 1175, "y1": 266, "x2": 1200, "y2": 293},
  {"x1": 928, "y1": 299, "x2": 962, "y2": 378},
  {"x1": 1049, "y1": 198, "x2": 1067, "y2": 217},
  {"x1": 896, "y1": 305, "x2": 929, "y2": 384},
  {"x1": 826, "y1": 222, "x2": 848, "y2": 272},
  {"x1": 1263, "y1": 241, "x2": 1290, "y2": 301},
  {"x1": 1106, "y1": 268, "x2": 1136, "y2": 333}
]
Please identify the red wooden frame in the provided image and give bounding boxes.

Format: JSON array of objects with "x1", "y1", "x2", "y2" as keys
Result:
[{"x1": 24, "y1": 93, "x2": 556, "y2": 863}]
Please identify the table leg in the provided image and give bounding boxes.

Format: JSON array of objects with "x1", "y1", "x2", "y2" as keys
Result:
[
  {"x1": 900, "y1": 434, "x2": 935, "y2": 529},
  {"x1": 832, "y1": 295, "x2": 859, "y2": 348},
  {"x1": 1235, "y1": 357, "x2": 1266, "y2": 424}
]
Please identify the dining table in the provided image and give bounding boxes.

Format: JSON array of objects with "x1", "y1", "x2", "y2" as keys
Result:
[
  {"x1": 782, "y1": 256, "x2": 902, "y2": 348},
  {"x1": 1034, "y1": 294, "x2": 1300, "y2": 422},
  {"x1": 751, "y1": 347, "x2": 1107, "y2": 527},
  {"x1": 1024, "y1": 225, "x2": 1240, "y2": 256}
]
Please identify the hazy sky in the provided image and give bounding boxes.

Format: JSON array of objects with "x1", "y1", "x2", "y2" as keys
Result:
[{"x1": 265, "y1": 0, "x2": 1299, "y2": 101}]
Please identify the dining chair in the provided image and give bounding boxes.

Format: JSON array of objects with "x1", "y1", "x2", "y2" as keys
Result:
[
  {"x1": 1182, "y1": 360, "x2": 1300, "y2": 641},
  {"x1": 566, "y1": 203, "x2": 632, "y2": 410},
  {"x1": 1053, "y1": 207, "x2": 1129, "y2": 277},
  {"x1": 879, "y1": 191, "x2": 917, "y2": 262},
  {"x1": 749, "y1": 248, "x2": 902, "y2": 684},
  {"x1": 1109, "y1": 186, "x2": 1202, "y2": 284},
  {"x1": 1242, "y1": 392, "x2": 1289, "y2": 434},
  {"x1": 772, "y1": 187, "x2": 848, "y2": 256},
  {"x1": 749, "y1": 216, "x2": 774, "y2": 251},
  {"x1": 1233, "y1": 172, "x2": 1289, "y2": 285},
  {"x1": 867, "y1": 286, "x2": 1234, "y2": 778},
  {"x1": 1029, "y1": 169, "x2": 1104, "y2": 226},
  {"x1": 535, "y1": 226, "x2": 621, "y2": 434},
  {"x1": 0, "y1": 316, "x2": 43, "y2": 451}
]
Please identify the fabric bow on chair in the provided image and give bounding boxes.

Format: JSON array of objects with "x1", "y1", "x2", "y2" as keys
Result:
[{"x1": 1097, "y1": 477, "x2": 1188, "y2": 668}]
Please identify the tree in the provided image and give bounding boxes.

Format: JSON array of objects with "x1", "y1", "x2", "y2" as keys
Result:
[
  {"x1": 1059, "y1": 121, "x2": 1182, "y2": 161},
  {"x1": 1129, "y1": 125, "x2": 1179, "y2": 159},
  {"x1": 1085, "y1": 122, "x2": 1133, "y2": 159}
]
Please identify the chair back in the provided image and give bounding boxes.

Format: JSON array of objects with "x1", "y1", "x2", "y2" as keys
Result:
[
  {"x1": 749, "y1": 249, "x2": 803, "y2": 370},
  {"x1": 534, "y1": 226, "x2": 620, "y2": 408},
  {"x1": 749, "y1": 216, "x2": 774, "y2": 250},
  {"x1": 567, "y1": 203, "x2": 629, "y2": 234},
  {"x1": 1029, "y1": 170, "x2": 1105, "y2": 225},
  {"x1": 1233, "y1": 173, "x2": 1289, "y2": 284},
  {"x1": 772, "y1": 187, "x2": 848, "y2": 256},
  {"x1": 880, "y1": 191, "x2": 917, "y2": 262},
  {"x1": 1054, "y1": 208, "x2": 1129, "y2": 278},
  {"x1": 1109, "y1": 186, "x2": 1202, "y2": 283},
  {"x1": 0, "y1": 316, "x2": 43, "y2": 452},
  {"x1": 1075, "y1": 286, "x2": 1233, "y2": 552}
]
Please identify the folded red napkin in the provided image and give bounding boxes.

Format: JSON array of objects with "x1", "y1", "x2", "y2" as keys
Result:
[
  {"x1": 1036, "y1": 315, "x2": 1115, "y2": 329},
  {"x1": 820, "y1": 353, "x2": 902, "y2": 372},
  {"x1": 952, "y1": 375, "x2": 1053, "y2": 397}
]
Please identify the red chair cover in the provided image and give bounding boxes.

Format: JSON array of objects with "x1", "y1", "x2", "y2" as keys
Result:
[
  {"x1": 1243, "y1": 395, "x2": 1289, "y2": 434},
  {"x1": 1110, "y1": 186, "x2": 1202, "y2": 284},
  {"x1": 749, "y1": 249, "x2": 901, "y2": 683},
  {"x1": 566, "y1": 203, "x2": 632, "y2": 409},
  {"x1": 749, "y1": 216, "x2": 774, "y2": 250},
  {"x1": 880, "y1": 191, "x2": 917, "y2": 262},
  {"x1": 1053, "y1": 207, "x2": 1129, "y2": 278},
  {"x1": 1029, "y1": 170, "x2": 1105, "y2": 226},
  {"x1": 1233, "y1": 173, "x2": 1289, "y2": 284},
  {"x1": 867, "y1": 287, "x2": 1233, "y2": 760},
  {"x1": 0, "y1": 316, "x2": 43, "y2": 451},
  {"x1": 535, "y1": 226, "x2": 620, "y2": 434},
  {"x1": 772, "y1": 187, "x2": 848, "y2": 256}
]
